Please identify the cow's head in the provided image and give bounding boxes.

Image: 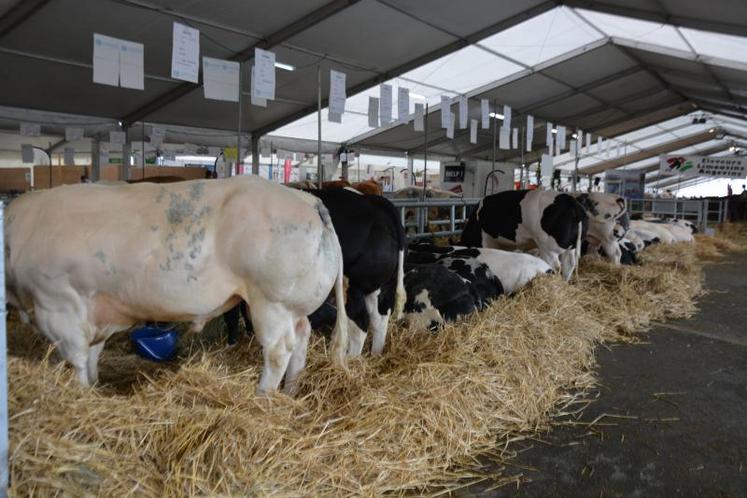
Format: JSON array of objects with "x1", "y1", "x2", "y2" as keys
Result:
[{"x1": 579, "y1": 193, "x2": 626, "y2": 223}]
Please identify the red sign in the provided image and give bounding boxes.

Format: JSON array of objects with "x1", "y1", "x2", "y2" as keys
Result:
[{"x1": 283, "y1": 158, "x2": 292, "y2": 183}]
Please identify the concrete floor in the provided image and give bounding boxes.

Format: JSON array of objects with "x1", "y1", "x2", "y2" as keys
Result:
[{"x1": 462, "y1": 252, "x2": 747, "y2": 497}]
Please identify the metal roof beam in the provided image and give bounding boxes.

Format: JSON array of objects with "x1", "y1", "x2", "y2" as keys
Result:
[
  {"x1": 580, "y1": 129, "x2": 720, "y2": 175},
  {"x1": 121, "y1": 0, "x2": 362, "y2": 127},
  {"x1": 252, "y1": 0, "x2": 559, "y2": 136},
  {"x1": 0, "y1": 0, "x2": 51, "y2": 39},
  {"x1": 560, "y1": 0, "x2": 747, "y2": 38}
]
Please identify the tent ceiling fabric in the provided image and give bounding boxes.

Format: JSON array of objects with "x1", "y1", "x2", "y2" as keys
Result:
[
  {"x1": 351, "y1": 36, "x2": 747, "y2": 173},
  {"x1": 1, "y1": 0, "x2": 747, "y2": 146}
]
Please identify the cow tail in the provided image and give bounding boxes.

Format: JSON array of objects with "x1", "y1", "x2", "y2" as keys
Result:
[
  {"x1": 317, "y1": 201, "x2": 348, "y2": 367},
  {"x1": 329, "y1": 239, "x2": 348, "y2": 367},
  {"x1": 393, "y1": 248, "x2": 406, "y2": 321}
]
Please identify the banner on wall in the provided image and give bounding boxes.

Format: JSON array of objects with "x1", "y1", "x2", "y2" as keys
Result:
[{"x1": 659, "y1": 155, "x2": 747, "y2": 178}]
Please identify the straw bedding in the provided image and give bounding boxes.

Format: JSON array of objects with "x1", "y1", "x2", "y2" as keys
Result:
[{"x1": 6, "y1": 227, "x2": 743, "y2": 497}]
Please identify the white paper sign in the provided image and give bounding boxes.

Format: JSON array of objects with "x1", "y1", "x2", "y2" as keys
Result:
[
  {"x1": 585, "y1": 132, "x2": 592, "y2": 155},
  {"x1": 398, "y1": 87, "x2": 410, "y2": 123},
  {"x1": 64, "y1": 147, "x2": 75, "y2": 165},
  {"x1": 119, "y1": 38, "x2": 144, "y2": 90},
  {"x1": 596, "y1": 136, "x2": 602, "y2": 155},
  {"x1": 203, "y1": 57, "x2": 240, "y2": 102},
  {"x1": 368, "y1": 96, "x2": 379, "y2": 128},
  {"x1": 576, "y1": 130, "x2": 583, "y2": 153},
  {"x1": 250, "y1": 66, "x2": 267, "y2": 107},
  {"x1": 171, "y1": 22, "x2": 200, "y2": 83},
  {"x1": 329, "y1": 70, "x2": 346, "y2": 117},
  {"x1": 469, "y1": 119, "x2": 477, "y2": 144},
  {"x1": 512, "y1": 127, "x2": 519, "y2": 149},
  {"x1": 380, "y1": 84, "x2": 392, "y2": 125},
  {"x1": 445, "y1": 112, "x2": 455, "y2": 139},
  {"x1": 546, "y1": 122, "x2": 553, "y2": 147},
  {"x1": 459, "y1": 95, "x2": 468, "y2": 129},
  {"x1": 110, "y1": 130, "x2": 126, "y2": 144},
  {"x1": 499, "y1": 127, "x2": 510, "y2": 150},
  {"x1": 540, "y1": 153, "x2": 553, "y2": 178},
  {"x1": 21, "y1": 144, "x2": 34, "y2": 163},
  {"x1": 65, "y1": 127, "x2": 84, "y2": 141},
  {"x1": 526, "y1": 115, "x2": 534, "y2": 152},
  {"x1": 253, "y1": 48, "x2": 275, "y2": 100},
  {"x1": 440, "y1": 95, "x2": 451, "y2": 129},
  {"x1": 93, "y1": 33, "x2": 120, "y2": 86},
  {"x1": 557, "y1": 126, "x2": 566, "y2": 150},
  {"x1": 604, "y1": 139, "x2": 610, "y2": 157},
  {"x1": 502, "y1": 105, "x2": 512, "y2": 130},
  {"x1": 328, "y1": 111, "x2": 341, "y2": 124},
  {"x1": 481, "y1": 99, "x2": 489, "y2": 129},
  {"x1": 413, "y1": 103, "x2": 424, "y2": 131},
  {"x1": 570, "y1": 140, "x2": 578, "y2": 157},
  {"x1": 20, "y1": 122, "x2": 40, "y2": 137}
]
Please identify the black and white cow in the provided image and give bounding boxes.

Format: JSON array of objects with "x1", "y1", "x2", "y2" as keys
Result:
[
  {"x1": 403, "y1": 264, "x2": 478, "y2": 331},
  {"x1": 225, "y1": 188, "x2": 406, "y2": 357},
  {"x1": 573, "y1": 193, "x2": 628, "y2": 264},
  {"x1": 408, "y1": 243, "x2": 552, "y2": 294},
  {"x1": 460, "y1": 190, "x2": 588, "y2": 280}
]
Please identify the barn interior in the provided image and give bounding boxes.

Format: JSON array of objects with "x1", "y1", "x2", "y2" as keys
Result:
[{"x1": 0, "y1": 1, "x2": 746, "y2": 496}]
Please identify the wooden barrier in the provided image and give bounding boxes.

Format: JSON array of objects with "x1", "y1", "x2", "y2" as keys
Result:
[{"x1": 1, "y1": 165, "x2": 208, "y2": 191}]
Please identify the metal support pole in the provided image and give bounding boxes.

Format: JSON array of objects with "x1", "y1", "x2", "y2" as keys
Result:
[
  {"x1": 0, "y1": 202, "x2": 8, "y2": 498},
  {"x1": 491, "y1": 99, "x2": 497, "y2": 179},
  {"x1": 317, "y1": 63, "x2": 323, "y2": 188},
  {"x1": 48, "y1": 141, "x2": 52, "y2": 188},
  {"x1": 357, "y1": 153, "x2": 361, "y2": 183},
  {"x1": 519, "y1": 123, "x2": 525, "y2": 190},
  {"x1": 251, "y1": 135, "x2": 260, "y2": 175},
  {"x1": 422, "y1": 102, "x2": 429, "y2": 200},
  {"x1": 406, "y1": 152, "x2": 414, "y2": 186},
  {"x1": 121, "y1": 142, "x2": 131, "y2": 181},
  {"x1": 236, "y1": 61, "x2": 244, "y2": 177},
  {"x1": 572, "y1": 155, "x2": 579, "y2": 192},
  {"x1": 91, "y1": 138, "x2": 101, "y2": 183},
  {"x1": 141, "y1": 122, "x2": 146, "y2": 179}
]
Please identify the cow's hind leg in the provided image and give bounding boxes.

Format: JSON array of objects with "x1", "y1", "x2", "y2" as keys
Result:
[
  {"x1": 283, "y1": 316, "x2": 311, "y2": 395},
  {"x1": 251, "y1": 300, "x2": 296, "y2": 394},
  {"x1": 365, "y1": 289, "x2": 392, "y2": 356},
  {"x1": 346, "y1": 287, "x2": 369, "y2": 357},
  {"x1": 34, "y1": 305, "x2": 92, "y2": 385},
  {"x1": 87, "y1": 341, "x2": 106, "y2": 385}
]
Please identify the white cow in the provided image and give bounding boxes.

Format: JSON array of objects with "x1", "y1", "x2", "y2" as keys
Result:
[
  {"x1": 630, "y1": 219, "x2": 676, "y2": 244},
  {"x1": 5, "y1": 176, "x2": 348, "y2": 394}
]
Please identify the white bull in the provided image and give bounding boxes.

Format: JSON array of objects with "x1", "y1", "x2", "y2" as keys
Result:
[{"x1": 4, "y1": 176, "x2": 348, "y2": 394}]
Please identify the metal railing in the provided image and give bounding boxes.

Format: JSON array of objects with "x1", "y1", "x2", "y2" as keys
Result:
[
  {"x1": 388, "y1": 197, "x2": 480, "y2": 239},
  {"x1": 626, "y1": 198, "x2": 728, "y2": 232}
]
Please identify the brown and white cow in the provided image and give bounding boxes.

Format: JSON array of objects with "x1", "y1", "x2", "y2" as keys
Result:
[{"x1": 4, "y1": 176, "x2": 348, "y2": 394}]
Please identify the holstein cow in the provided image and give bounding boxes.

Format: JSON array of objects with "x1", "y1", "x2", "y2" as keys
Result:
[
  {"x1": 408, "y1": 243, "x2": 552, "y2": 294},
  {"x1": 630, "y1": 220, "x2": 676, "y2": 244},
  {"x1": 225, "y1": 188, "x2": 406, "y2": 357},
  {"x1": 403, "y1": 264, "x2": 478, "y2": 331},
  {"x1": 4, "y1": 176, "x2": 349, "y2": 394},
  {"x1": 460, "y1": 190, "x2": 588, "y2": 281},
  {"x1": 572, "y1": 193, "x2": 627, "y2": 264}
]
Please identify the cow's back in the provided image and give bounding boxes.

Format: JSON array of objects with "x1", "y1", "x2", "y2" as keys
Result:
[{"x1": 6, "y1": 176, "x2": 336, "y2": 321}]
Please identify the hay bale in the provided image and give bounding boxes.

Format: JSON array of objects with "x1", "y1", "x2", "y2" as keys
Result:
[{"x1": 6, "y1": 236, "x2": 736, "y2": 496}]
